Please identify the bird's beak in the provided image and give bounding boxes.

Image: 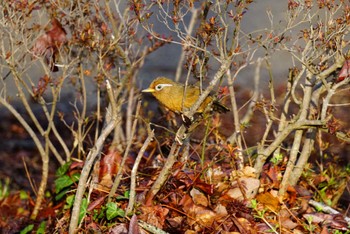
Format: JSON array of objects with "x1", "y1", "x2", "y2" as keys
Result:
[{"x1": 142, "y1": 88, "x2": 155, "y2": 93}]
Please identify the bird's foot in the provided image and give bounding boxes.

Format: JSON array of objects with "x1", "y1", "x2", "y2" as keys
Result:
[{"x1": 181, "y1": 114, "x2": 192, "y2": 128}]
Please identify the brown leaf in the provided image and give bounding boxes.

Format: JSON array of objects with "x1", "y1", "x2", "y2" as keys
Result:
[
  {"x1": 180, "y1": 194, "x2": 222, "y2": 228},
  {"x1": 110, "y1": 224, "x2": 128, "y2": 234},
  {"x1": 286, "y1": 186, "x2": 297, "y2": 205},
  {"x1": 98, "y1": 150, "x2": 122, "y2": 189},
  {"x1": 232, "y1": 217, "x2": 257, "y2": 234},
  {"x1": 32, "y1": 75, "x2": 51, "y2": 98},
  {"x1": 32, "y1": 18, "x2": 67, "y2": 71},
  {"x1": 225, "y1": 178, "x2": 260, "y2": 201},
  {"x1": 187, "y1": 204, "x2": 217, "y2": 227},
  {"x1": 304, "y1": 213, "x2": 348, "y2": 231},
  {"x1": 256, "y1": 192, "x2": 280, "y2": 212},
  {"x1": 87, "y1": 195, "x2": 107, "y2": 212},
  {"x1": 179, "y1": 194, "x2": 194, "y2": 211},
  {"x1": 166, "y1": 216, "x2": 184, "y2": 229},
  {"x1": 320, "y1": 226, "x2": 330, "y2": 234},
  {"x1": 190, "y1": 188, "x2": 208, "y2": 207},
  {"x1": 128, "y1": 214, "x2": 140, "y2": 234},
  {"x1": 139, "y1": 205, "x2": 169, "y2": 229},
  {"x1": 280, "y1": 218, "x2": 298, "y2": 230},
  {"x1": 214, "y1": 204, "x2": 228, "y2": 220}
]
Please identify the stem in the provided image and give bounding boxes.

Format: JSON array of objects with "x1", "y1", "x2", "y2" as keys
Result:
[
  {"x1": 69, "y1": 80, "x2": 117, "y2": 233},
  {"x1": 254, "y1": 119, "x2": 324, "y2": 176},
  {"x1": 279, "y1": 70, "x2": 314, "y2": 196},
  {"x1": 200, "y1": 119, "x2": 210, "y2": 167},
  {"x1": 145, "y1": 138, "x2": 182, "y2": 206},
  {"x1": 126, "y1": 130, "x2": 154, "y2": 215},
  {"x1": 0, "y1": 97, "x2": 47, "y2": 219},
  {"x1": 108, "y1": 101, "x2": 141, "y2": 202}
]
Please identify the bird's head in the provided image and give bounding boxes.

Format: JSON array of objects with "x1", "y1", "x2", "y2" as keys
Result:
[{"x1": 142, "y1": 77, "x2": 178, "y2": 99}]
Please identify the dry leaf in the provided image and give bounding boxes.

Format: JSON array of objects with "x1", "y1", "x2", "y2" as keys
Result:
[
  {"x1": 128, "y1": 214, "x2": 140, "y2": 234},
  {"x1": 214, "y1": 203, "x2": 228, "y2": 220},
  {"x1": 190, "y1": 188, "x2": 208, "y2": 207},
  {"x1": 256, "y1": 192, "x2": 280, "y2": 212},
  {"x1": 281, "y1": 218, "x2": 298, "y2": 230},
  {"x1": 337, "y1": 59, "x2": 350, "y2": 82},
  {"x1": 139, "y1": 205, "x2": 169, "y2": 229},
  {"x1": 109, "y1": 224, "x2": 128, "y2": 234},
  {"x1": 32, "y1": 18, "x2": 67, "y2": 71},
  {"x1": 187, "y1": 204, "x2": 217, "y2": 227},
  {"x1": 226, "y1": 178, "x2": 260, "y2": 201}
]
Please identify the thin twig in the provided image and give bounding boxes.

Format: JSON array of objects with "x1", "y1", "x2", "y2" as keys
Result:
[
  {"x1": 0, "y1": 96, "x2": 49, "y2": 219},
  {"x1": 22, "y1": 157, "x2": 37, "y2": 197},
  {"x1": 108, "y1": 100, "x2": 142, "y2": 202},
  {"x1": 175, "y1": 9, "x2": 198, "y2": 82},
  {"x1": 126, "y1": 129, "x2": 154, "y2": 215}
]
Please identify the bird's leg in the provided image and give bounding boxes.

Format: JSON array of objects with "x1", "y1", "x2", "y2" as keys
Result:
[
  {"x1": 166, "y1": 111, "x2": 178, "y2": 128},
  {"x1": 181, "y1": 114, "x2": 192, "y2": 128},
  {"x1": 186, "y1": 116, "x2": 203, "y2": 133}
]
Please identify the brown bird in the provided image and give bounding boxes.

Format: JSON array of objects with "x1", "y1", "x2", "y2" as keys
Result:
[{"x1": 142, "y1": 77, "x2": 229, "y2": 114}]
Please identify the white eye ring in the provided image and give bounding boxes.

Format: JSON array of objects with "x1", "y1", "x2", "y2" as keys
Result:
[{"x1": 155, "y1": 84, "x2": 173, "y2": 91}]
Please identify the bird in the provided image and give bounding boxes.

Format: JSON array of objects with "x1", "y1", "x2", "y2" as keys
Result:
[{"x1": 142, "y1": 77, "x2": 229, "y2": 114}]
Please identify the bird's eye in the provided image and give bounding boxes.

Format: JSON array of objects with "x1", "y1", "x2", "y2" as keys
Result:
[
  {"x1": 155, "y1": 84, "x2": 164, "y2": 91},
  {"x1": 155, "y1": 84, "x2": 172, "y2": 91}
]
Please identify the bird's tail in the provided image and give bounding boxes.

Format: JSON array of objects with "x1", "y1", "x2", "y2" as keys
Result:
[{"x1": 213, "y1": 101, "x2": 230, "y2": 113}]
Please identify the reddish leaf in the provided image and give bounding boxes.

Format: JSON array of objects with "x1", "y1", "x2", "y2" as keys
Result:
[
  {"x1": 194, "y1": 180, "x2": 214, "y2": 195},
  {"x1": 218, "y1": 86, "x2": 230, "y2": 97},
  {"x1": 70, "y1": 161, "x2": 84, "y2": 170},
  {"x1": 128, "y1": 214, "x2": 140, "y2": 234},
  {"x1": 99, "y1": 151, "x2": 121, "y2": 181},
  {"x1": 286, "y1": 186, "x2": 297, "y2": 205},
  {"x1": 87, "y1": 195, "x2": 107, "y2": 212},
  {"x1": 337, "y1": 59, "x2": 350, "y2": 82},
  {"x1": 32, "y1": 18, "x2": 67, "y2": 71},
  {"x1": 139, "y1": 205, "x2": 169, "y2": 229},
  {"x1": 32, "y1": 75, "x2": 51, "y2": 98},
  {"x1": 109, "y1": 224, "x2": 128, "y2": 233}
]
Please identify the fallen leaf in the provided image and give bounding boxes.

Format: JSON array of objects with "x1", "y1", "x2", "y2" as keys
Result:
[
  {"x1": 139, "y1": 205, "x2": 169, "y2": 229},
  {"x1": 109, "y1": 224, "x2": 128, "y2": 234},
  {"x1": 190, "y1": 188, "x2": 208, "y2": 207},
  {"x1": 233, "y1": 217, "x2": 257, "y2": 234},
  {"x1": 281, "y1": 218, "x2": 298, "y2": 230},
  {"x1": 256, "y1": 192, "x2": 280, "y2": 212},
  {"x1": 226, "y1": 178, "x2": 260, "y2": 201},
  {"x1": 128, "y1": 214, "x2": 140, "y2": 234},
  {"x1": 214, "y1": 203, "x2": 228, "y2": 220},
  {"x1": 303, "y1": 213, "x2": 349, "y2": 231},
  {"x1": 187, "y1": 204, "x2": 217, "y2": 227}
]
